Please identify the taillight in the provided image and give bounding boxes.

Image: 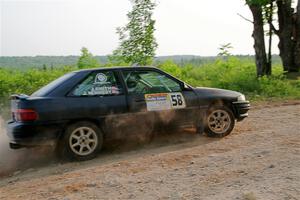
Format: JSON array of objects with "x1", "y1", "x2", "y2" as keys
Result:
[{"x1": 13, "y1": 109, "x2": 38, "y2": 122}]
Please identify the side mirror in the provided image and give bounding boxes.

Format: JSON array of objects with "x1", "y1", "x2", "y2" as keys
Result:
[{"x1": 179, "y1": 82, "x2": 185, "y2": 90}]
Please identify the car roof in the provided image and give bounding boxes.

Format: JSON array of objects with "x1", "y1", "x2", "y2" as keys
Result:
[{"x1": 74, "y1": 66, "x2": 160, "y2": 73}]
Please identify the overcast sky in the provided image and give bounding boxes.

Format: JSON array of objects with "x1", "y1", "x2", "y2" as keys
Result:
[{"x1": 0, "y1": 0, "x2": 279, "y2": 56}]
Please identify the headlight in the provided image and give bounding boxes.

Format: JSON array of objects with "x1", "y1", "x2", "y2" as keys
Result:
[{"x1": 237, "y1": 94, "x2": 246, "y2": 101}]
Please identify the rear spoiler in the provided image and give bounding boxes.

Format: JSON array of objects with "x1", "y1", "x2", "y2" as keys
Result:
[{"x1": 10, "y1": 94, "x2": 29, "y2": 100}]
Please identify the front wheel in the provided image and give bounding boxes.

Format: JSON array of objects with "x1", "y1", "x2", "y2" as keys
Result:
[
  {"x1": 205, "y1": 106, "x2": 235, "y2": 138},
  {"x1": 57, "y1": 121, "x2": 103, "y2": 161}
]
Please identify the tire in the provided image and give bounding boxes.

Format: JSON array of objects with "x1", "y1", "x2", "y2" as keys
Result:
[
  {"x1": 57, "y1": 121, "x2": 103, "y2": 161},
  {"x1": 204, "y1": 106, "x2": 235, "y2": 138}
]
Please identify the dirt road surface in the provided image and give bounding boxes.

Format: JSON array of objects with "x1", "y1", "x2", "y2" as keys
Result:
[{"x1": 0, "y1": 102, "x2": 299, "y2": 200}]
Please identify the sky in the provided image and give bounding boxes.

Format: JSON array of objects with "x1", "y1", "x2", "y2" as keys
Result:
[{"x1": 0, "y1": 0, "x2": 279, "y2": 56}]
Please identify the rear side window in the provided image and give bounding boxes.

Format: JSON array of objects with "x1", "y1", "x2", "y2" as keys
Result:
[
  {"x1": 71, "y1": 71, "x2": 123, "y2": 96},
  {"x1": 32, "y1": 72, "x2": 75, "y2": 97}
]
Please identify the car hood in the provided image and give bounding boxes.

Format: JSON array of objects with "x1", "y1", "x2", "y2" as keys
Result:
[{"x1": 193, "y1": 87, "x2": 242, "y2": 100}]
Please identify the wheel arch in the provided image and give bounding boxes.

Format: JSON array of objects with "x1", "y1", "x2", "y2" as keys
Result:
[
  {"x1": 58, "y1": 118, "x2": 106, "y2": 139},
  {"x1": 208, "y1": 99, "x2": 233, "y2": 110},
  {"x1": 207, "y1": 98, "x2": 240, "y2": 119}
]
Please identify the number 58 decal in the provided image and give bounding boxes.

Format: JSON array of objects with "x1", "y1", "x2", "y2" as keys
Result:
[
  {"x1": 170, "y1": 92, "x2": 186, "y2": 109},
  {"x1": 145, "y1": 92, "x2": 186, "y2": 111}
]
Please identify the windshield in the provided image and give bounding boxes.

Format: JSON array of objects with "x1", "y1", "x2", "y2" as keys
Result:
[{"x1": 31, "y1": 72, "x2": 75, "y2": 97}]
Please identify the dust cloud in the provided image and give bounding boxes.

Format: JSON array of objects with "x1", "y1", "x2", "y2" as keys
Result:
[
  {"x1": 0, "y1": 116, "x2": 55, "y2": 177},
  {"x1": 0, "y1": 110, "x2": 202, "y2": 178},
  {"x1": 0, "y1": 116, "x2": 15, "y2": 176}
]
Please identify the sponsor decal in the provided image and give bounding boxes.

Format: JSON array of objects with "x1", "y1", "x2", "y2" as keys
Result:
[
  {"x1": 145, "y1": 92, "x2": 186, "y2": 111},
  {"x1": 95, "y1": 73, "x2": 107, "y2": 84},
  {"x1": 87, "y1": 86, "x2": 120, "y2": 96}
]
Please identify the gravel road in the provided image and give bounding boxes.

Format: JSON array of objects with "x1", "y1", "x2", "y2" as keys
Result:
[{"x1": 0, "y1": 102, "x2": 299, "y2": 200}]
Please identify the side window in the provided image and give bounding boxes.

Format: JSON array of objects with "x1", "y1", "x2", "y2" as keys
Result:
[
  {"x1": 71, "y1": 71, "x2": 123, "y2": 96},
  {"x1": 122, "y1": 70, "x2": 182, "y2": 95}
]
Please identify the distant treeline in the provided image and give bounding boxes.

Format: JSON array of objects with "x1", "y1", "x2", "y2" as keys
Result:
[{"x1": 0, "y1": 55, "x2": 282, "y2": 69}]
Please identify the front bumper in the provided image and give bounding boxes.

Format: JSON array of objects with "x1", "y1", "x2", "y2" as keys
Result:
[
  {"x1": 232, "y1": 101, "x2": 250, "y2": 121},
  {"x1": 7, "y1": 120, "x2": 64, "y2": 148}
]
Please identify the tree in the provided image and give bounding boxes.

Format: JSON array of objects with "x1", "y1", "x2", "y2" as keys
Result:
[
  {"x1": 113, "y1": 0, "x2": 158, "y2": 65},
  {"x1": 268, "y1": 0, "x2": 300, "y2": 72},
  {"x1": 77, "y1": 47, "x2": 100, "y2": 69},
  {"x1": 247, "y1": 0, "x2": 268, "y2": 77},
  {"x1": 275, "y1": 0, "x2": 296, "y2": 71},
  {"x1": 263, "y1": 0, "x2": 274, "y2": 75},
  {"x1": 246, "y1": 0, "x2": 300, "y2": 75},
  {"x1": 293, "y1": 0, "x2": 300, "y2": 70}
]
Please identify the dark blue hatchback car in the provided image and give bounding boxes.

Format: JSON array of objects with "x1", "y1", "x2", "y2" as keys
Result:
[{"x1": 7, "y1": 66, "x2": 250, "y2": 161}]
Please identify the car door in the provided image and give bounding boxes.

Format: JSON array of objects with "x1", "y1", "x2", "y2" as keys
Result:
[
  {"x1": 66, "y1": 69, "x2": 128, "y2": 138},
  {"x1": 121, "y1": 68, "x2": 199, "y2": 129}
]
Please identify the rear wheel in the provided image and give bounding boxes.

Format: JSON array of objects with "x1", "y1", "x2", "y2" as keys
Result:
[
  {"x1": 57, "y1": 121, "x2": 103, "y2": 161},
  {"x1": 205, "y1": 106, "x2": 235, "y2": 138}
]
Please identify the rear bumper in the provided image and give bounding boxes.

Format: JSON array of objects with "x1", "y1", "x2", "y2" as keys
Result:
[
  {"x1": 7, "y1": 120, "x2": 64, "y2": 148},
  {"x1": 232, "y1": 101, "x2": 250, "y2": 121}
]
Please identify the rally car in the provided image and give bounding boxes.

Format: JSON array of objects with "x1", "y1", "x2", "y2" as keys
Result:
[{"x1": 7, "y1": 66, "x2": 250, "y2": 161}]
